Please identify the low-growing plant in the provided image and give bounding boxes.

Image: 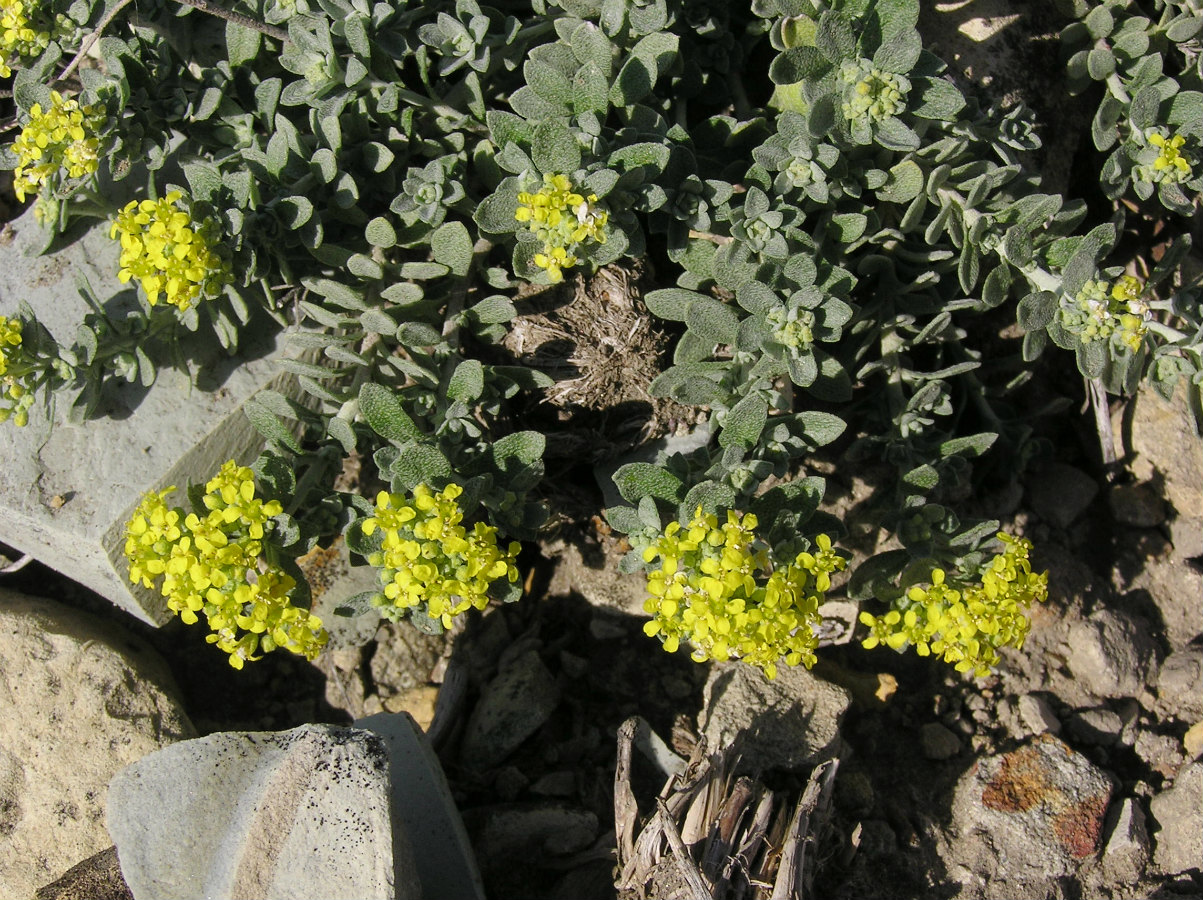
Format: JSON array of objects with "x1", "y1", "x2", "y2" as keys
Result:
[{"x1": 2, "y1": 0, "x2": 1199, "y2": 674}]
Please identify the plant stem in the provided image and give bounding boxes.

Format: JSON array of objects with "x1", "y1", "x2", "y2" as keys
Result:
[
  {"x1": 57, "y1": 0, "x2": 137, "y2": 85},
  {"x1": 171, "y1": 0, "x2": 290, "y2": 43}
]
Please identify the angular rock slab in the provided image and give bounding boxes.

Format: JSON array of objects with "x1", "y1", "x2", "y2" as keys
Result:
[
  {"x1": 1149, "y1": 760, "x2": 1203, "y2": 876},
  {"x1": 107, "y1": 724, "x2": 419, "y2": 900},
  {"x1": 0, "y1": 206, "x2": 299, "y2": 625},
  {"x1": 356, "y1": 713, "x2": 486, "y2": 900},
  {"x1": 698, "y1": 661, "x2": 851, "y2": 771},
  {"x1": 949, "y1": 734, "x2": 1116, "y2": 882},
  {"x1": 0, "y1": 589, "x2": 194, "y2": 899}
]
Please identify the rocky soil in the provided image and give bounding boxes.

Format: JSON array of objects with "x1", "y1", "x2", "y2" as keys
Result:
[{"x1": 4, "y1": 375, "x2": 1202, "y2": 900}]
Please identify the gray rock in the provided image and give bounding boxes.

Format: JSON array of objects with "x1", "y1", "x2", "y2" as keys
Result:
[
  {"x1": 1067, "y1": 708, "x2": 1124, "y2": 747},
  {"x1": 1016, "y1": 694, "x2": 1062, "y2": 737},
  {"x1": 921, "y1": 722, "x2": 962, "y2": 760},
  {"x1": 0, "y1": 590, "x2": 193, "y2": 899},
  {"x1": 1157, "y1": 647, "x2": 1203, "y2": 723},
  {"x1": 1122, "y1": 547, "x2": 1203, "y2": 654},
  {"x1": 459, "y1": 649, "x2": 561, "y2": 770},
  {"x1": 947, "y1": 734, "x2": 1116, "y2": 882},
  {"x1": 469, "y1": 803, "x2": 599, "y2": 861},
  {"x1": 356, "y1": 714, "x2": 485, "y2": 900},
  {"x1": 1125, "y1": 382, "x2": 1203, "y2": 520},
  {"x1": 0, "y1": 206, "x2": 306, "y2": 626},
  {"x1": 1027, "y1": 463, "x2": 1098, "y2": 529},
  {"x1": 1066, "y1": 609, "x2": 1160, "y2": 699},
  {"x1": 1149, "y1": 761, "x2": 1203, "y2": 875},
  {"x1": 1100, "y1": 798, "x2": 1150, "y2": 884},
  {"x1": 1135, "y1": 731, "x2": 1186, "y2": 779},
  {"x1": 698, "y1": 662, "x2": 851, "y2": 771},
  {"x1": 107, "y1": 724, "x2": 419, "y2": 900},
  {"x1": 1108, "y1": 483, "x2": 1168, "y2": 527}
]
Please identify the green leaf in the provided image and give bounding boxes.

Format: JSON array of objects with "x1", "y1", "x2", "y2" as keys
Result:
[
  {"x1": 525, "y1": 57, "x2": 574, "y2": 108},
  {"x1": 685, "y1": 295, "x2": 741, "y2": 345},
  {"x1": 770, "y1": 46, "x2": 829, "y2": 84},
  {"x1": 873, "y1": 116, "x2": 920, "y2": 151},
  {"x1": 679, "y1": 481, "x2": 736, "y2": 522},
  {"x1": 572, "y1": 62, "x2": 610, "y2": 114},
  {"x1": 492, "y1": 430, "x2": 545, "y2": 466},
  {"x1": 877, "y1": 159, "x2": 923, "y2": 203},
  {"x1": 244, "y1": 396, "x2": 301, "y2": 453},
  {"x1": 359, "y1": 382, "x2": 421, "y2": 443},
  {"x1": 532, "y1": 121, "x2": 582, "y2": 174},
  {"x1": 468, "y1": 295, "x2": 518, "y2": 324},
  {"x1": 612, "y1": 462, "x2": 684, "y2": 505},
  {"x1": 277, "y1": 196, "x2": 314, "y2": 228},
  {"x1": 182, "y1": 160, "x2": 223, "y2": 203},
  {"x1": 903, "y1": 463, "x2": 939, "y2": 491},
  {"x1": 719, "y1": 393, "x2": 769, "y2": 449},
  {"x1": 1167, "y1": 92, "x2": 1203, "y2": 134},
  {"x1": 604, "y1": 504, "x2": 644, "y2": 534},
  {"x1": 1075, "y1": 340, "x2": 1106, "y2": 378},
  {"x1": 389, "y1": 442, "x2": 453, "y2": 492},
  {"x1": 1086, "y1": 46, "x2": 1115, "y2": 80},
  {"x1": 910, "y1": 76, "x2": 965, "y2": 120},
  {"x1": 796, "y1": 410, "x2": 846, "y2": 446},
  {"x1": 475, "y1": 181, "x2": 522, "y2": 235},
  {"x1": 431, "y1": 221, "x2": 474, "y2": 276},
  {"x1": 736, "y1": 281, "x2": 779, "y2": 316},
  {"x1": 302, "y1": 278, "x2": 366, "y2": 310},
  {"x1": 872, "y1": 27, "x2": 921, "y2": 74},
  {"x1": 644, "y1": 287, "x2": 701, "y2": 321},
  {"x1": 366, "y1": 217, "x2": 397, "y2": 248},
  {"x1": 939, "y1": 432, "x2": 998, "y2": 458},
  {"x1": 1017, "y1": 291, "x2": 1057, "y2": 331},
  {"x1": 226, "y1": 20, "x2": 261, "y2": 66},
  {"x1": 608, "y1": 142, "x2": 671, "y2": 172},
  {"x1": 381, "y1": 282, "x2": 425, "y2": 307},
  {"x1": 610, "y1": 55, "x2": 653, "y2": 106},
  {"x1": 447, "y1": 358, "x2": 485, "y2": 402},
  {"x1": 829, "y1": 212, "x2": 868, "y2": 242}
]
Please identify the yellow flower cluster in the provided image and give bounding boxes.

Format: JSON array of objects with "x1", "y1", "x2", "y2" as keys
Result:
[
  {"x1": 110, "y1": 191, "x2": 230, "y2": 311},
  {"x1": 514, "y1": 173, "x2": 609, "y2": 283},
  {"x1": 362, "y1": 483, "x2": 522, "y2": 629},
  {"x1": 0, "y1": 315, "x2": 33, "y2": 427},
  {"x1": 12, "y1": 90, "x2": 105, "y2": 201},
  {"x1": 1, "y1": 0, "x2": 51, "y2": 77},
  {"x1": 641, "y1": 508, "x2": 845, "y2": 679},
  {"x1": 1065, "y1": 274, "x2": 1151, "y2": 352},
  {"x1": 1147, "y1": 129, "x2": 1193, "y2": 183},
  {"x1": 859, "y1": 533, "x2": 1048, "y2": 678},
  {"x1": 124, "y1": 460, "x2": 328, "y2": 669},
  {"x1": 840, "y1": 59, "x2": 908, "y2": 122}
]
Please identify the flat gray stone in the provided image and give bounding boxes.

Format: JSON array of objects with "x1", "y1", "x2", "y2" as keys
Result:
[
  {"x1": 1016, "y1": 694, "x2": 1062, "y2": 737},
  {"x1": 698, "y1": 661, "x2": 850, "y2": 771},
  {"x1": 459, "y1": 649, "x2": 561, "y2": 770},
  {"x1": 1066, "y1": 609, "x2": 1160, "y2": 699},
  {"x1": 1125, "y1": 382, "x2": 1203, "y2": 520},
  {"x1": 947, "y1": 734, "x2": 1115, "y2": 882},
  {"x1": 107, "y1": 724, "x2": 419, "y2": 900},
  {"x1": 355, "y1": 713, "x2": 485, "y2": 900},
  {"x1": 1149, "y1": 761, "x2": 1203, "y2": 875},
  {"x1": 0, "y1": 207, "x2": 302, "y2": 625},
  {"x1": 0, "y1": 589, "x2": 193, "y2": 899}
]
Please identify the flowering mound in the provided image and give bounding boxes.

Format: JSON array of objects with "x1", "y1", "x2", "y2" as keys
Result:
[
  {"x1": 110, "y1": 191, "x2": 229, "y2": 311},
  {"x1": 124, "y1": 460, "x2": 328, "y2": 669},
  {"x1": 362, "y1": 483, "x2": 522, "y2": 629},
  {"x1": 641, "y1": 508, "x2": 845, "y2": 679},
  {"x1": 515, "y1": 173, "x2": 609, "y2": 282},
  {"x1": 859, "y1": 533, "x2": 1049, "y2": 678},
  {"x1": 11, "y1": 90, "x2": 104, "y2": 201}
]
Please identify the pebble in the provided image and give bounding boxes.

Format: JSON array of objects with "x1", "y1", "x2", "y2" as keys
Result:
[
  {"x1": 1149, "y1": 761, "x2": 1203, "y2": 875},
  {"x1": 1017, "y1": 694, "x2": 1062, "y2": 736},
  {"x1": 1027, "y1": 462, "x2": 1098, "y2": 528},
  {"x1": 1100, "y1": 797, "x2": 1150, "y2": 884},
  {"x1": 1067, "y1": 707, "x2": 1124, "y2": 747},
  {"x1": 921, "y1": 723, "x2": 962, "y2": 760},
  {"x1": 1183, "y1": 722, "x2": 1203, "y2": 760},
  {"x1": 1066, "y1": 609, "x2": 1160, "y2": 699},
  {"x1": 1135, "y1": 731, "x2": 1185, "y2": 779},
  {"x1": 459, "y1": 650, "x2": 562, "y2": 770},
  {"x1": 1157, "y1": 647, "x2": 1203, "y2": 722}
]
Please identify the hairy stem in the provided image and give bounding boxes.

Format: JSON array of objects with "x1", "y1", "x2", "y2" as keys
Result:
[{"x1": 171, "y1": 0, "x2": 290, "y2": 43}]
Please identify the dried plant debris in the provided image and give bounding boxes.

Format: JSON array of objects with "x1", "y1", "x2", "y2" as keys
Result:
[{"x1": 616, "y1": 716, "x2": 839, "y2": 900}]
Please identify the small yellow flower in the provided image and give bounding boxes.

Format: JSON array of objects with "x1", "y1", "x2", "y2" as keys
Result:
[
  {"x1": 515, "y1": 173, "x2": 609, "y2": 283},
  {"x1": 642, "y1": 507, "x2": 844, "y2": 679},
  {"x1": 110, "y1": 191, "x2": 230, "y2": 311},
  {"x1": 123, "y1": 461, "x2": 328, "y2": 668},
  {"x1": 363, "y1": 483, "x2": 521, "y2": 629},
  {"x1": 11, "y1": 90, "x2": 105, "y2": 201},
  {"x1": 1149, "y1": 130, "x2": 1192, "y2": 180},
  {"x1": 840, "y1": 59, "x2": 909, "y2": 123},
  {"x1": 859, "y1": 533, "x2": 1047, "y2": 677},
  {"x1": 1, "y1": 0, "x2": 54, "y2": 77}
]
